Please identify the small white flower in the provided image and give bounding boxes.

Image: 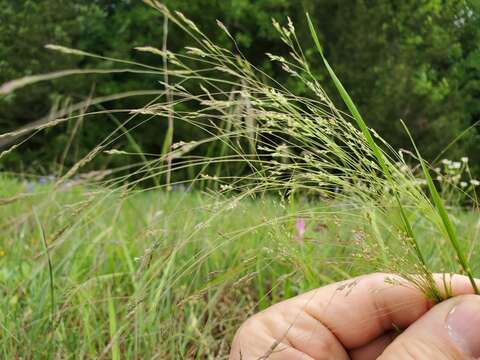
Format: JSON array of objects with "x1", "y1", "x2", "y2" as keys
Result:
[
  {"x1": 434, "y1": 167, "x2": 441, "y2": 172},
  {"x1": 441, "y1": 159, "x2": 452, "y2": 165},
  {"x1": 461, "y1": 157, "x2": 469, "y2": 163},
  {"x1": 414, "y1": 179, "x2": 427, "y2": 186},
  {"x1": 460, "y1": 181, "x2": 468, "y2": 188},
  {"x1": 449, "y1": 161, "x2": 461, "y2": 169},
  {"x1": 436, "y1": 175, "x2": 443, "y2": 181},
  {"x1": 471, "y1": 179, "x2": 480, "y2": 186}
]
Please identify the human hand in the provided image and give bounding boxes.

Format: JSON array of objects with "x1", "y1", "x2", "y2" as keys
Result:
[{"x1": 229, "y1": 273, "x2": 480, "y2": 359}]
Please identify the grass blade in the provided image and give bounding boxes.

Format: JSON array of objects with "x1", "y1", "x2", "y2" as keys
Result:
[
  {"x1": 306, "y1": 13, "x2": 387, "y2": 178},
  {"x1": 33, "y1": 209, "x2": 55, "y2": 323},
  {"x1": 107, "y1": 288, "x2": 120, "y2": 360},
  {"x1": 401, "y1": 120, "x2": 479, "y2": 294}
]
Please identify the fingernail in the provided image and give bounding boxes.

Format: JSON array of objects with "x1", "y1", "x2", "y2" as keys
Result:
[{"x1": 447, "y1": 300, "x2": 480, "y2": 357}]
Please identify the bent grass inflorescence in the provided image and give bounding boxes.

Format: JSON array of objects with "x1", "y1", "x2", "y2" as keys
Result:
[{"x1": 0, "y1": 1, "x2": 479, "y2": 357}]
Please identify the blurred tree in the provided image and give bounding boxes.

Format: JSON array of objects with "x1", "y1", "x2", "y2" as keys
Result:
[
  {"x1": 0, "y1": 0, "x2": 479, "y2": 174},
  {"x1": 0, "y1": 1, "x2": 106, "y2": 128},
  {"x1": 309, "y1": 0, "x2": 480, "y2": 167}
]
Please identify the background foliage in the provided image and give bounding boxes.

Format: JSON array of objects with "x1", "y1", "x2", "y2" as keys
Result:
[{"x1": 1, "y1": 0, "x2": 479, "y2": 174}]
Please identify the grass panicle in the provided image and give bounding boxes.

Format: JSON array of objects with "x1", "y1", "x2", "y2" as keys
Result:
[{"x1": 0, "y1": 4, "x2": 478, "y2": 357}]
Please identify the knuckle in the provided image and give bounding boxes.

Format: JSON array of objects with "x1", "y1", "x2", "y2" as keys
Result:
[
  {"x1": 230, "y1": 313, "x2": 295, "y2": 360},
  {"x1": 229, "y1": 317, "x2": 264, "y2": 359},
  {"x1": 233, "y1": 313, "x2": 272, "y2": 345},
  {"x1": 234, "y1": 316, "x2": 261, "y2": 340}
]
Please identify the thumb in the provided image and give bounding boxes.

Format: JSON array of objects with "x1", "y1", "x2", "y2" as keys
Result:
[{"x1": 379, "y1": 295, "x2": 480, "y2": 360}]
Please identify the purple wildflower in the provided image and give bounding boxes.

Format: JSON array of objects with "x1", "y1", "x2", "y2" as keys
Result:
[{"x1": 295, "y1": 218, "x2": 306, "y2": 241}]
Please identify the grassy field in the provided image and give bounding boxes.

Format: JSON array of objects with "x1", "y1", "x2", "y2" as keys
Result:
[{"x1": 0, "y1": 175, "x2": 478, "y2": 358}]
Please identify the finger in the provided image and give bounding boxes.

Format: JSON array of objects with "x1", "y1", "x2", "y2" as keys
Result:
[
  {"x1": 379, "y1": 294, "x2": 480, "y2": 359},
  {"x1": 349, "y1": 331, "x2": 397, "y2": 360},
  {"x1": 231, "y1": 308, "x2": 348, "y2": 360},
  {"x1": 282, "y1": 272, "x2": 478, "y2": 349},
  {"x1": 229, "y1": 331, "x2": 315, "y2": 360},
  {"x1": 261, "y1": 305, "x2": 350, "y2": 359}
]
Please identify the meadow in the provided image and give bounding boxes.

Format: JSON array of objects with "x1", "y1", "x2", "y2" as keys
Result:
[
  {"x1": 0, "y1": 171, "x2": 479, "y2": 358},
  {"x1": 0, "y1": 175, "x2": 366, "y2": 358}
]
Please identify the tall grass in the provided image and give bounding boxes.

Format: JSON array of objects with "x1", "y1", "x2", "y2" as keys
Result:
[{"x1": 0, "y1": 1, "x2": 479, "y2": 357}]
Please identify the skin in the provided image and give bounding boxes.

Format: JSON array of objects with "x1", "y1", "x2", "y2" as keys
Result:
[{"x1": 229, "y1": 273, "x2": 480, "y2": 360}]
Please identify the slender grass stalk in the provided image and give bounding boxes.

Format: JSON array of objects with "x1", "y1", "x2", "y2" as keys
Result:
[
  {"x1": 162, "y1": 13, "x2": 175, "y2": 190},
  {"x1": 107, "y1": 288, "x2": 120, "y2": 360},
  {"x1": 33, "y1": 209, "x2": 55, "y2": 324}
]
